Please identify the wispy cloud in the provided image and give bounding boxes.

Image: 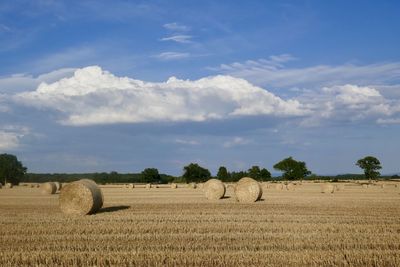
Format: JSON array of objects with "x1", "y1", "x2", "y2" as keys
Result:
[
  {"x1": 0, "y1": 24, "x2": 11, "y2": 32},
  {"x1": 223, "y1": 137, "x2": 250, "y2": 148},
  {"x1": 174, "y1": 138, "x2": 200, "y2": 145},
  {"x1": 0, "y1": 125, "x2": 30, "y2": 150},
  {"x1": 153, "y1": 52, "x2": 191, "y2": 60},
  {"x1": 211, "y1": 55, "x2": 400, "y2": 88},
  {"x1": 161, "y1": 35, "x2": 192, "y2": 43},
  {"x1": 163, "y1": 22, "x2": 190, "y2": 32}
]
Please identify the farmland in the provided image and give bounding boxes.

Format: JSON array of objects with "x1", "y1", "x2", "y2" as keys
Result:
[{"x1": 0, "y1": 182, "x2": 400, "y2": 266}]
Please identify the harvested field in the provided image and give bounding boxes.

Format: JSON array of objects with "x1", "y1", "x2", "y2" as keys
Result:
[{"x1": 0, "y1": 182, "x2": 399, "y2": 266}]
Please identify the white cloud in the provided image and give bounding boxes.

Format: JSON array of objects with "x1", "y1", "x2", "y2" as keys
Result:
[
  {"x1": 0, "y1": 67, "x2": 76, "y2": 94},
  {"x1": 0, "y1": 125, "x2": 30, "y2": 150},
  {"x1": 161, "y1": 35, "x2": 192, "y2": 43},
  {"x1": 212, "y1": 55, "x2": 400, "y2": 88},
  {"x1": 14, "y1": 65, "x2": 306, "y2": 126},
  {"x1": 163, "y1": 22, "x2": 189, "y2": 32},
  {"x1": 153, "y1": 52, "x2": 191, "y2": 60},
  {"x1": 298, "y1": 84, "x2": 398, "y2": 126},
  {"x1": 223, "y1": 137, "x2": 250, "y2": 148}
]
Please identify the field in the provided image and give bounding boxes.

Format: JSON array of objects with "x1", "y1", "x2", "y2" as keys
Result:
[{"x1": 1, "y1": 182, "x2": 400, "y2": 266}]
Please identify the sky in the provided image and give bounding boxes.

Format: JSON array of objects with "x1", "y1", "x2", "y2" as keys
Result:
[{"x1": 1, "y1": 0, "x2": 400, "y2": 176}]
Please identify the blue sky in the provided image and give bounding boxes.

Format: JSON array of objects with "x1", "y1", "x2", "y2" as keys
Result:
[{"x1": 1, "y1": 0, "x2": 400, "y2": 176}]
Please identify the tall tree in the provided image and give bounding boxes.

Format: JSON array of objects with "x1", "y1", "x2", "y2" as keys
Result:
[
  {"x1": 273, "y1": 157, "x2": 311, "y2": 180},
  {"x1": 248, "y1": 166, "x2": 261, "y2": 179},
  {"x1": 356, "y1": 156, "x2": 382, "y2": 180},
  {"x1": 141, "y1": 168, "x2": 161, "y2": 183},
  {"x1": 259, "y1": 168, "x2": 272, "y2": 181},
  {"x1": 182, "y1": 163, "x2": 211, "y2": 182},
  {"x1": 217, "y1": 166, "x2": 230, "y2": 181},
  {"x1": 0, "y1": 154, "x2": 27, "y2": 185}
]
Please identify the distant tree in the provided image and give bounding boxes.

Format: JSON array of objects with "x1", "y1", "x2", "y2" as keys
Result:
[
  {"x1": 259, "y1": 168, "x2": 272, "y2": 181},
  {"x1": 248, "y1": 166, "x2": 261, "y2": 179},
  {"x1": 273, "y1": 157, "x2": 311, "y2": 180},
  {"x1": 356, "y1": 156, "x2": 382, "y2": 180},
  {"x1": 229, "y1": 171, "x2": 248, "y2": 182},
  {"x1": 182, "y1": 163, "x2": 211, "y2": 182},
  {"x1": 141, "y1": 168, "x2": 161, "y2": 183},
  {"x1": 217, "y1": 166, "x2": 230, "y2": 181},
  {"x1": 0, "y1": 154, "x2": 27, "y2": 185}
]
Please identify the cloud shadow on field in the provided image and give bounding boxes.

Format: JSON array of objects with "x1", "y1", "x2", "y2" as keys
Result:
[{"x1": 97, "y1": 205, "x2": 130, "y2": 214}]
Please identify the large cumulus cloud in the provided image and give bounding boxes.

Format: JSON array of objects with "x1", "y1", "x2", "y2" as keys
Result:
[{"x1": 14, "y1": 66, "x2": 307, "y2": 126}]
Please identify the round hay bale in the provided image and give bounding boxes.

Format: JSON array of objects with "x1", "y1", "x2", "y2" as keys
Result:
[
  {"x1": 5, "y1": 183, "x2": 13, "y2": 189},
  {"x1": 40, "y1": 182, "x2": 57, "y2": 195},
  {"x1": 36, "y1": 184, "x2": 40, "y2": 188},
  {"x1": 275, "y1": 183, "x2": 284, "y2": 190},
  {"x1": 204, "y1": 179, "x2": 226, "y2": 200},
  {"x1": 30, "y1": 184, "x2": 35, "y2": 188},
  {"x1": 321, "y1": 184, "x2": 334, "y2": 193},
  {"x1": 59, "y1": 180, "x2": 103, "y2": 215},
  {"x1": 152, "y1": 184, "x2": 159, "y2": 188},
  {"x1": 362, "y1": 184, "x2": 369, "y2": 189},
  {"x1": 286, "y1": 183, "x2": 295, "y2": 191},
  {"x1": 335, "y1": 184, "x2": 345, "y2": 191},
  {"x1": 170, "y1": 183, "x2": 177, "y2": 189},
  {"x1": 145, "y1": 183, "x2": 151, "y2": 189},
  {"x1": 127, "y1": 183, "x2": 134, "y2": 189},
  {"x1": 381, "y1": 184, "x2": 385, "y2": 189},
  {"x1": 234, "y1": 177, "x2": 262, "y2": 203},
  {"x1": 188, "y1": 182, "x2": 197, "y2": 189},
  {"x1": 54, "y1": 181, "x2": 62, "y2": 191}
]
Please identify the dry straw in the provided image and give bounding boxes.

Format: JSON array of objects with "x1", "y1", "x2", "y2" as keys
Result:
[
  {"x1": 170, "y1": 183, "x2": 177, "y2": 189},
  {"x1": 275, "y1": 183, "x2": 284, "y2": 190},
  {"x1": 59, "y1": 179, "x2": 103, "y2": 215},
  {"x1": 234, "y1": 177, "x2": 262, "y2": 203},
  {"x1": 188, "y1": 182, "x2": 197, "y2": 189},
  {"x1": 335, "y1": 184, "x2": 345, "y2": 191},
  {"x1": 204, "y1": 179, "x2": 226, "y2": 200},
  {"x1": 54, "y1": 182, "x2": 62, "y2": 191},
  {"x1": 40, "y1": 182, "x2": 57, "y2": 195},
  {"x1": 321, "y1": 183, "x2": 335, "y2": 193}
]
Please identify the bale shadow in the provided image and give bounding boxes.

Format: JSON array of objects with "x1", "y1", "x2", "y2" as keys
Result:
[
  {"x1": 97, "y1": 205, "x2": 130, "y2": 214},
  {"x1": 221, "y1": 196, "x2": 231, "y2": 199}
]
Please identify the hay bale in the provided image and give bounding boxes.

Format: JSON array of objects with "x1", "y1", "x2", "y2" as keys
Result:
[
  {"x1": 40, "y1": 182, "x2": 57, "y2": 195},
  {"x1": 170, "y1": 183, "x2": 177, "y2": 189},
  {"x1": 362, "y1": 184, "x2": 369, "y2": 189},
  {"x1": 275, "y1": 183, "x2": 284, "y2": 190},
  {"x1": 127, "y1": 183, "x2": 134, "y2": 189},
  {"x1": 36, "y1": 184, "x2": 40, "y2": 188},
  {"x1": 30, "y1": 184, "x2": 35, "y2": 188},
  {"x1": 59, "y1": 179, "x2": 103, "y2": 215},
  {"x1": 5, "y1": 183, "x2": 13, "y2": 189},
  {"x1": 145, "y1": 183, "x2": 151, "y2": 189},
  {"x1": 234, "y1": 177, "x2": 262, "y2": 203},
  {"x1": 54, "y1": 181, "x2": 62, "y2": 191},
  {"x1": 152, "y1": 184, "x2": 159, "y2": 188},
  {"x1": 321, "y1": 183, "x2": 334, "y2": 193},
  {"x1": 381, "y1": 184, "x2": 385, "y2": 189},
  {"x1": 204, "y1": 179, "x2": 226, "y2": 200},
  {"x1": 286, "y1": 183, "x2": 295, "y2": 191},
  {"x1": 335, "y1": 184, "x2": 345, "y2": 191},
  {"x1": 188, "y1": 182, "x2": 197, "y2": 189}
]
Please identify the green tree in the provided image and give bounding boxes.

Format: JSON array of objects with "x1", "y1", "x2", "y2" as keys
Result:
[
  {"x1": 248, "y1": 166, "x2": 261, "y2": 179},
  {"x1": 273, "y1": 157, "x2": 311, "y2": 180},
  {"x1": 182, "y1": 163, "x2": 211, "y2": 182},
  {"x1": 141, "y1": 168, "x2": 161, "y2": 183},
  {"x1": 259, "y1": 168, "x2": 272, "y2": 181},
  {"x1": 0, "y1": 154, "x2": 27, "y2": 185},
  {"x1": 217, "y1": 166, "x2": 230, "y2": 181},
  {"x1": 356, "y1": 156, "x2": 382, "y2": 180}
]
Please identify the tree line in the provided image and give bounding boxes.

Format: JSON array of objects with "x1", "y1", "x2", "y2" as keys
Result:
[{"x1": 0, "y1": 153, "x2": 389, "y2": 185}]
